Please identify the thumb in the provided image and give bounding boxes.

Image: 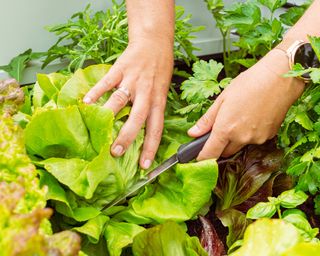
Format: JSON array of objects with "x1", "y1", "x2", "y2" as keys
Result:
[{"x1": 188, "y1": 97, "x2": 223, "y2": 137}]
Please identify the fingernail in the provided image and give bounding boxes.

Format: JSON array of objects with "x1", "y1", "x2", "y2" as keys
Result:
[
  {"x1": 143, "y1": 159, "x2": 152, "y2": 169},
  {"x1": 112, "y1": 145, "x2": 124, "y2": 156},
  {"x1": 83, "y1": 96, "x2": 92, "y2": 104},
  {"x1": 188, "y1": 125, "x2": 201, "y2": 135}
]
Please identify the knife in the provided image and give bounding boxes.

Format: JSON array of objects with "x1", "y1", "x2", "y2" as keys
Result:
[{"x1": 102, "y1": 132, "x2": 210, "y2": 210}]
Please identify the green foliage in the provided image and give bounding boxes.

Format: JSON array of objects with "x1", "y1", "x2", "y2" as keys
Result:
[
  {"x1": 132, "y1": 221, "x2": 208, "y2": 256},
  {"x1": 43, "y1": 2, "x2": 203, "y2": 72},
  {"x1": 204, "y1": 0, "x2": 309, "y2": 77},
  {"x1": 175, "y1": 60, "x2": 231, "y2": 120},
  {"x1": 247, "y1": 189, "x2": 308, "y2": 218},
  {"x1": 247, "y1": 189, "x2": 318, "y2": 241},
  {"x1": 23, "y1": 64, "x2": 219, "y2": 255},
  {"x1": 0, "y1": 49, "x2": 44, "y2": 82},
  {"x1": 230, "y1": 219, "x2": 320, "y2": 256},
  {"x1": 0, "y1": 84, "x2": 81, "y2": 255},
  {"x1": 279, "y1": 37, "x2": 320, "y2": 196}
]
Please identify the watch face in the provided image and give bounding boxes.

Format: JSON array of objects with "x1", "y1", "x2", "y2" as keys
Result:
[{"x1": 294, "y1": 43, "x2": 320, "y2": 79}]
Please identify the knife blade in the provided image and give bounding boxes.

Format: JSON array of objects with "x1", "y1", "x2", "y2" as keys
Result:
[{"x1": 102, "y1": 131, "x2": 210, "y2": 210}]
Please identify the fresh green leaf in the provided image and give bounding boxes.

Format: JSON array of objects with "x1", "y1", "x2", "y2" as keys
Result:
[
  {"x1": 282, "y1": 211, "x2": 318, "y2": 241},
  {"x1": 181, "y1": 60, "x2": 230, "y2": 104},
  {"x1": 309, "y1": 36, "x2": 320, "y2": 61},
  {"x1": 278, "y1": 189, "x2": 308, "y2": 208},
  {"x1": 129, "y1": 159, "x2": 218, "y2": 223},
  {"x1": 229, "y1": 219, "x2": 303, "y2": 256},
  {"x1": 104, "y1": 221, "x2": 145, "y2": 256},
  {"x1": 280, "y1": 6, "x2": 306, "y2": 26},
  {"x1": 73, "y1": 215, "x2": 109, "y2": 244},
  {"x1": 246, "y1": 202, "x2": 277, "y2": 219},
  {"x1": 281, "y1": 242, "x2": 320, "y2": 256},
  {"x1": 310, "y1": 69, "x2": 320, "y2": 84},
  {"x1": 258, "y1": 0, "x2": 287, "y2": 13},
  {"x1": 132, "y1": 221, "x2": 208, "y2": 256}
]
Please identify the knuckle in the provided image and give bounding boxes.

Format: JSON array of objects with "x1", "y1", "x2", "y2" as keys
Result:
[
  {"x1": 112, "y1": 90, "x2": 128, "y2": 106},
  {"x1": 133, "y1": 112, "x2": 146, "y2": 124},
  {"x1": 198, "y1": 114, "x2": 212, "y2": 128},
  {"x1": 149, "y1": 127, "x2": 163, "y2": 140},
  {"x1": 214, "y1": 128, "x2": 229, "y2": 142},
  {"x1": 116, "y1": 133, "x2": 131, "y2": 149},
  {"x1": 102, "y1": 78, "x2": 114, "y2": 89},
  {"x1": 142, "y1": 149, "x2": 156, "y2": 159},
  {"x1": 253, "y1": 134, "x2": 269, "y2": 145},
  {"x1": 236, "y1": 134, "x2": 253, "y2": 145}
]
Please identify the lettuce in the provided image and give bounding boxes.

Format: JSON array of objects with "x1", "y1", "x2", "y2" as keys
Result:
[
  {"x1": 23, "y1": 64, "x2": 219, "y2": 255},
  {"x1": 0, "y1": 85, "x2": 81, "y2": 256},
  {"x1": 132, "y1": 221, "x2": 208, "y2": 256},
  {"x1": 230, "y1": 219, "x2": 320, "y2": 256}
]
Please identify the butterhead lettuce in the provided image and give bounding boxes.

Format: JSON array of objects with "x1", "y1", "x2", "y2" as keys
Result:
[{"x1": 23, "y1": 64, "x2": 219, "y2": 255}]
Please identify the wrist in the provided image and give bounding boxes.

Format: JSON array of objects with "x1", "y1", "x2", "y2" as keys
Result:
[
  {"x1": 129, "y1": 26, "x2": 174, "y2": 47},
  {"x1": 261, "y1": 49, "x2": 305, "y2": 99},
  {"x1": 128, "y1": 34, "x2": 174, "y2": 51}
]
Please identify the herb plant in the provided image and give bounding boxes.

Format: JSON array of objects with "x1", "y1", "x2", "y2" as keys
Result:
[
  {"x1": 278, "y1": 37, "x2": 320, "y2": 198},
  {"x1": 0, "y1": 49, "x2": 44, "y2": 82},
  {"x1": 43, "y1": 2, "x2": 204, "y2": 72},
  {"x1": 204, "y1": 0, "x2": 309, "y2": 77},
  {"x1": 175, "y1": 60, "x2": 231, "y2": 120}
]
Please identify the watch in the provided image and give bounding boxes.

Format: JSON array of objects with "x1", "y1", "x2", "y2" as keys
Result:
[{"x1": 275, "y1": 39, "x2": 320, "y2": 83}]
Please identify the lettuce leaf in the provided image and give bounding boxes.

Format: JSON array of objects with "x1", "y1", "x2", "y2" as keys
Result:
[
  {"x1": 230, "y1": 219, "x2": 303, "y2": 256},
  {"x1": 104, "y1": 221, "x2": 145, "y2": 256},
  {"x1": 24, "y1": 64, "x2": 219, "y2": 255},
  {"x1": 132, "y1": 221, "x2": 208, "y2": 256},
  {"x1": 281, "y1": 242, "x2": 320, "y2": 256},
  {"x1": 130, "y1": 159, "x2": 218, "y2": 223}
]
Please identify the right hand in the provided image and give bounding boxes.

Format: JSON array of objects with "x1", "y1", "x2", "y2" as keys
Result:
[{"x1": 84, "y1": 37, "x2": 174, "y2": 169}]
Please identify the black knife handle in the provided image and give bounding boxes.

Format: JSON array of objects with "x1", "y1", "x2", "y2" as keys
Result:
[{"x1": 177, "y1": 132, "x2": 211, "y2": 163}]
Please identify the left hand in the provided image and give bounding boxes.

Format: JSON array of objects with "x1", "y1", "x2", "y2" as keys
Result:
[{"x1": 188, "y1": 49, "x2": 305, "y2": 160}]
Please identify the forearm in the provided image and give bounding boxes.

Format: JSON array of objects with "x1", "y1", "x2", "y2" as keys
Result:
[
  {"x1": 126, "y1": 0, "x2": 175, "y2": 44},
  {"x1": 283, "y1": 0, "x2": 320, "y2": 43}
]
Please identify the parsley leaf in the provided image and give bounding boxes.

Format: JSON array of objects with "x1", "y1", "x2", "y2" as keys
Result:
[{"x1": 180, "y1": 60, "x2": 231, "y2": 104}]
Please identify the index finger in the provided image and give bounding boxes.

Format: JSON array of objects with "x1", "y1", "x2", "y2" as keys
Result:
[
  {"x1": 83, "y1": 66, "x2": 123, "y2": 104},
  {"x1": 197, "y1": 129, "x2": 229, "y2": 161}
]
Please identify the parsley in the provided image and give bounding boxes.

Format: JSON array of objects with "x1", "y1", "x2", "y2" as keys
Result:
[{"x1": 175, "y1": 60, "x2": 231, "y2": 120}]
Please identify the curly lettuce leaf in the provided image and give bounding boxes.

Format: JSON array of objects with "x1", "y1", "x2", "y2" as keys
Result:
[
  {"x1": 0, "y1": 79, "x2": 24, "y2": 115},
  {"x1": 0, "y1": 181, "x2": 81, "y2": 256}
]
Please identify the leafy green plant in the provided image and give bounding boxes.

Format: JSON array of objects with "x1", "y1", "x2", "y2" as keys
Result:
[
  {"x1": 0, "y1": 79, "x2": 81, "y2": 256},
  {"x1": 229, "y1": 219, "x2": 320, "y2": 256},
  {"x1": 246, "y1": 189, "x2": 318, "y2": 241},
  {"x1": 172, "y1": 60, "x2": 231, "y2": 121},
  {"x1": 43, "y1": 2, "x2": 203, "y2": 72},
  {"x1": 278, "y1": 37, "x2": 320, "y2": 198},
  {"x1": 0, "y1": 49, "x2": 44, "y2": 82},
  {"x1": 204, "y1": 0, "x2": 309, "y2": 77},
  {"x1": 247, "y1": 189, "x2": 308, "y2": 219},
  {"x1": 21, "y1": 64, "x2": 219, "y2": 255}
]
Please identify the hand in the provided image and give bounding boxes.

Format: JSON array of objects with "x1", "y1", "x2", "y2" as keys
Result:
[
  {"x1": 84, "y1": 38, "x2": 173, "y2": 169},
  {"x1": 188, "y1": 49, "x2": 305, "y2": 160}
]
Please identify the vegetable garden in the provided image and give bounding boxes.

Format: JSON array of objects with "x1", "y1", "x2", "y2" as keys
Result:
[{"x1": 1, "y1": 0, "x2": 320, "y2": 255}]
